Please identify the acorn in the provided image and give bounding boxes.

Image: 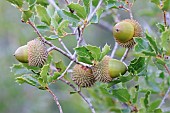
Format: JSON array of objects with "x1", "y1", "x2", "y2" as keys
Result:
[
  {"x1": 14, "y1": 39, "x2": 48, "y2": 67},
  {"x1": 113, "y1": 19, "x2": 143, "y2": 48},
  {"x1": 71, "y1": 64, "x2": 96, "y2": 87},
  {"x1": 14, "y1": 45, "x2": 28, "y2": 63},
  {"x1": 92, "y1": 56, "x2": 127, "y2": 83}
]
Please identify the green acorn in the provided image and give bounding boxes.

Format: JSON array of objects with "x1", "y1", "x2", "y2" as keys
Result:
[
  {"x1": 14, "y1": 45, "x2": 28, "y2": 63},
  {"x1": 71, "y1": 64, "x2": 96, "y2": 87},
  {"x1": 14, "y1": 39, "x2": 48, "y2": 67},
  {"x1": 92, "y1": 56, "x2": 127, "y2": 83},
  {"x1": 113, "y1": 19, "x2": 143, "y2": 48}
]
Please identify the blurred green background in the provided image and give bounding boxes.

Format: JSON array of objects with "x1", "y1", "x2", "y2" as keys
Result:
[{"x1": 0, "y1": 0, "x2": 165, "y2": 113}]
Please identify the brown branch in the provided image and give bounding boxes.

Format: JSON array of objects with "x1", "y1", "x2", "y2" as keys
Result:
[
  {"x1": 47, "y1": 87, "x2": 63, "y2": 113},
  {"x1": 163, "y1": 11, "x2": 167, "y2": 27},
  {"x1": 59, "y1": 78, "x2": 96, "y2": 113},
  {"x1": 121, "y1": 48, "x2": 130, "y2": 61},
  {"x1": 164, "y1": 64, "x2": 170, "y2": 75}
]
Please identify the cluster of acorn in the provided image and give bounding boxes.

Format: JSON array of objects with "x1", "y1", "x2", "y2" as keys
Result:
[
  {"x1": 14, "y1": 19, "x2": 143, "y2": 87},
  {"x1": 71, "y1": 56, "x2": 127, "y2": 87}
]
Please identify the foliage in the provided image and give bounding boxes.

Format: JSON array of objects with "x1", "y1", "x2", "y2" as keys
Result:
[{"x1": 5, "y1": 0, "x2": 170, "y2": 113}]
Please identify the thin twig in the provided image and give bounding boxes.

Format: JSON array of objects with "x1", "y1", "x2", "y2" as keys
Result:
[
  {"x1": 111, "y1": 42, "x2": 118, "y2": 58},
  {"x1": 158, "y1": 87, "x2": 170, "y2": 108},
  {"x1": 59, "y1": 78, "x2": 96, "y2": 113},
  {"x1": 164, "y1": 64, "x2": 170, "y2": 75},
  {"x1": 47, "y1": 87, "x2": 63, "y2": 113},
  {"x1": 121, "y1": 48, "x2": 130, "y2": 61},
  {"x1": 52, "y1": 29, "x2": 73, "y2": 56},
  {"x1": 163, "y1": 11, "x2": 167, "y2": 28},
  {"x1": 48, "y1": 0, "x2": 60, "y2": 10},
  {"x1": 64, "y1": 0, "x2": 69, "y2": 4},
  {"x1": 87, "y1": 0, "x2": 103, "y2": 22},
  {"x1": 57, "y1": 60, "x2": 74, "y2": 80}
]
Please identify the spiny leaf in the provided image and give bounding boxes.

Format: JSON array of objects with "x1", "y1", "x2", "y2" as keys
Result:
[
  {"x1": 21, "y1": 10, "x2": 33, "y2": 22},
  {"x1": 6, "y1": 0, "x2": 23, "y2": 7},
  {"x1": 100, "y1": 44, "x2": 111, "y2": 61},
  {"x1": 145, "y1": 32, "x2": 159, "y2": 54},
  {"x1": 112, "y1": 88, "x2": 131, "y2": 102},
  {"x1": 144, "y1": 91, "x2": 151, "y2": 109},
  {"x1": 68, "y1": 3, "x2": 87, "y2": 19},
  {"x1": 57, "y1": 10, "x2": 80, "y2": 24},
  {"x1": 35, "y1": 5, "x2": 51, "y2": 25},
  {"x1": 86, "y1": 45, "x2": 101, "y2": 61},
  {"x1": 40, "y1": 64, "x2": 49, "y2": 83}
]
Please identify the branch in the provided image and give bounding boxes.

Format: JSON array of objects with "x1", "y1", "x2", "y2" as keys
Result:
[
  {"x1": 111, "y1": 42, "x2": 118, "y2": 58},
  {"x1": 158, "y1": 87, "x2": 170, "y2": 108},
  {"x1": 59, "y1": 78, "x2": 96, "y2": 113},
  {"x1": 87, "y1": 0, "x2": 103, "y2": 22},
  {"x1": 47, "y1": 87, "x2": 63, "y2": 113},
  {"x1": 58, "y1": 60, "x2": 74, "y2": 80},
  {"x1": 121, "y1": 48, "x2": 130, "y2": 62},
  {"x1": 164, "y1": 64, "x2": 170, "y2": 75},
  {"x1": 48, "y1": 0, "x2": 60, "y2": 10},
  {"x1": 163, "y1": 11, "x2": 167, "y2": 28}
]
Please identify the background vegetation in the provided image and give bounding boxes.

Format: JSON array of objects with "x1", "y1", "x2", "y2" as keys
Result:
[{"x1": 1, "y1": 0, "x2": 170, "y2": 113}]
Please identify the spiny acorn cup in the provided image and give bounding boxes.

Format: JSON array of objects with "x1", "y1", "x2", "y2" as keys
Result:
[
  {"x1": 71, "y1": 64, "x2": 96, "y2": 88},
  {"x1": 14, "y1": 39, "x2": 48, "y2": 67},
  {"x1": 92, "y1": 56, "x2": 127, "y2": 83},
  {"x1": 113, "y1": 19, "x2": 143, "y2": 48}
]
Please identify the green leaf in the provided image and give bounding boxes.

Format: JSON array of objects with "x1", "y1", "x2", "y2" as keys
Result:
[
  {"x1": 128, "y1": 57, "x2": 148, "y2": 76},
  {"x1": 134, "y1": 37, "x2": 156, "y2": 56},
  {"x1": 40, "y1": 64, "x2": 49, "y2": 83},
  {"x1": 100, "y1": 44, "x2": 111, "y2": 60},
  {"x1": 57, "y1": 10, "x2": 80, "y2": 23},
  {"x1": 45, "y1": 35, "x2": 58, "y2": 40},
  {"x1": 11, "y1": 63, "x2": 33, "y2": 76},
  {"x1": 152, "y1": 57, "x2": 166, "y2": 71},
  {"x1": 90, "y1": 7, "x2": 104, "y2": 23},
  {"x1": 148, "y1": 99, "x2": 161, "y2": 112},
  {"x1": 68, "y1": 3, "x2": 87, "y2": 19},
  {"x1": 150, "y1": 0, "x2": 160, "y2": 5},
  {"x1": 47, "y1": 4, "x2": 55, "y2": 17},
  {"x1": 112, "y1": 88, "x2": 130, "y2": 102},
  {"x1": 21, "y1": 10, "x2": 33, "y2": 22},
  {"x1": 55, "y1": 60, "x2": 66, "y2": 73},
  {"x1": 6, "y1": 0, "x2": 23, "y2": 7},
  {"x1": 105, "y1": 0, "x2": 121, "y2": 9},
  {"x1": 154, "y1": 109, "x2": 162, "y2": 113},
  {"x1": 144, "y1": 91, "x2": 151, "y2": 109},
  {"x1": 107, "y1": 73, "x2": 134, "y2": 87},
  {"x1": 35, "y1": 5, "x2": 51, "y2": 25},
  {"x1": 75, "y1": 46, "x2": 93, "y2": 64},
  {"x1": 145, "y1": 32, "x2": 159, "y2": 54},
  {"x1": 161, "y1": 28, "x2": 170, "y2": 55},
  {"x1": 162, "y1": 0, "x2": 170, "y2": 11},
  {"x1": 77, "y1": 56, "x2": 93, "y2": 64},
  {"x1": 83, "y1": 0, "x2": 90, "y2": 14},
  {"x1": 131, "y1": 85, "x2": 139, "y2": 104},
  {"x1": 16, "y1": 74, "x2": 46, "y2": 90},
  {"x1": 86, "y1": 45, "x2": 101, "y2": 61},
  {"x1": 36, "y1": 0, "x2": 49, "y2": 7},
  {"x1": 57, "y1": 20, "x2": 69, "y2": 36},
  {"x1": 92, "y1": 0, "x2": 99, "y2": 7},
  {"x1": 156, "y1": 23, "x2": 165, "y2": 33}
]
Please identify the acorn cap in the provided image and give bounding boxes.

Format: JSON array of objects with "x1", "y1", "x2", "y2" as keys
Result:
[
  {"x1": 14, "y1": 45, "x2": 28, "y2": 63},
  {"x1": 92, "y1": 56, "x2": 127, "y2": 83},
  {"x1": 27, "y1": 39, "x2": 48, "y2": 67},
  {"x1": 113, "y1": 19, "x2": 142, "y2": 48},
  {"x1": 71, "y1": 64, "x2": 96, "y2": 87}
]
